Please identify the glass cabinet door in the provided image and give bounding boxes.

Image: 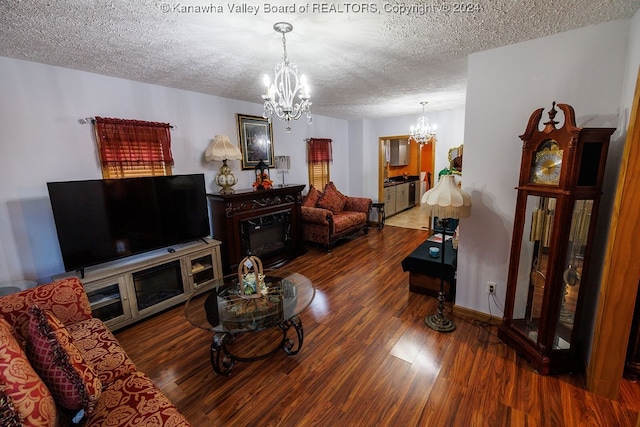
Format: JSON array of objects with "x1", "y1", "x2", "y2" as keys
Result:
[
  {"x1": 553, "y1": 199, "x2": 592, "y2": 349},
  {"x1": 511, "y1": 195, "x2": 556, "y2": 343},
  {"x1": 185, "y1": 250, "x2": 219, "y2": 292},
  {"x1": 84, "y1": 276, "x2": 131, "y2": 326}
]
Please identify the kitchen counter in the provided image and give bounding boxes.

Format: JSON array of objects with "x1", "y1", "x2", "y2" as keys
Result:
[{"x1": 384, "y1": 175, "x2": 420, "y2": 187}]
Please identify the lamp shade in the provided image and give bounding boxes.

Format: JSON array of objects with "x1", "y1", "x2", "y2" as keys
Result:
[
  {"x1": 421, "y1": 175, "x2": 471, "y2": 219},
  {"x1": 204, "y1": 135, "x2": 242, "y2": 161}
]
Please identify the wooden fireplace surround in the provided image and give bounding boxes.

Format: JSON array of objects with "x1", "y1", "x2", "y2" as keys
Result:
[{"x1": 207, "y1": 185, "x2": 306, "y2": 274}]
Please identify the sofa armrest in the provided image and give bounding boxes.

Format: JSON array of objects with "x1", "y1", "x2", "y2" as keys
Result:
[
  {"x1": 344, "y1": 197, "x2": 372, "y2": 214},
  {"x1": 0, "y1": 277, "x2": 93, "y2": 342},
  {"x1": 301, "y1": 206, "x2": 333, "y2": 225}
]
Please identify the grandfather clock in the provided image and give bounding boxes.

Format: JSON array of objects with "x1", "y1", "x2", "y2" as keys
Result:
[{"x1": 498, "y1": 103, "x2": 615, "y2": 374}]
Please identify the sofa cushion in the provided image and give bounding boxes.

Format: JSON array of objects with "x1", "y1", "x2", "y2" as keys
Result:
[
  {"x1": 317, "y1": 184, "x2": 347, "y2": 214},
  {"x1": 333, "y1": 211, "x2": 368, "y2": 234},
  {"x1": 84, "y1": 371, "x2": 191, "y2": 427},
  {"x1": 26, "y1": 306, "x2": 101, "y2": 415},
  {"x1": 67, "y1": 318, "x2": 137, "y2": 386},
  {"x1": 303, "y1": 185, "x2": 321, "y2": 207},
  {"x1": 0, "y1": 317, "x2": 57, "y2": 427}
]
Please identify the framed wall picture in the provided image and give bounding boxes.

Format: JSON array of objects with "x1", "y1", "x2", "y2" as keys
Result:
[{"x1": 236, "y1": 114, "x2": 274, "y2": 169}]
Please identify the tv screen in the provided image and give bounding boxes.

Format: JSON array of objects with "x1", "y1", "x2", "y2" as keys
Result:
[{"x1": 47, "y1": 174, "x2": 210, "y2": 272}]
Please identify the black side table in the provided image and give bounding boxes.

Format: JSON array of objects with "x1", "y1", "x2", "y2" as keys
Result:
[{"x1": 372, "y1": 202, "x2": 385, "y2": 230}]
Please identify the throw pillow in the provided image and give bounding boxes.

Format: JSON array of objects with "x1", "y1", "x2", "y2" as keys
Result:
[
  {"x1": 325, "y1": 182, "x2": 348, "y2": 208},
  {"x1": 317, "y1": 185, "x2": 347, "y2": 214},
  {"x1": 26, "y1": 306, "x2": 101, "y2": 416},
  {"x1": 303, "y1": 185, "x2": 321, "y2": 207},
  {"x1": 0, "y1": 317, "x2": 57, "y2": 427}
]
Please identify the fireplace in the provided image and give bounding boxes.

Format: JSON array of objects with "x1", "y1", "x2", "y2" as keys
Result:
[
  {"x1": 240, "y1": 211, "x2": 291, "y2": 259},
  {"x1": 207, "y1": 184, "x2": 306, "y2": 273}
]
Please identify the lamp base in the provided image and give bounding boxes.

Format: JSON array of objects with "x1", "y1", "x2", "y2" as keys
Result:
[
  {"x1": 218, "y1": 185, "x2": 235, "y2": 195},
  {"x1": 424, "y1": 290, "x2": 456, "y2": 333},
  {"x1": 215, "y1": 160, "x2": 238, "y2": 195},
  {"x1": 425, "y1": 313, "x2": 456, "y2": 332}
]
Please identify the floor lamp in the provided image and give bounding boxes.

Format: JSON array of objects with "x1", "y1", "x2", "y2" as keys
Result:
[{"x1": 421, "y1": 174, "x2": 471, "y2": 332}]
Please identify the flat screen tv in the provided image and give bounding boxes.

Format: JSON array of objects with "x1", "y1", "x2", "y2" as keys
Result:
[{"x1": 47, "y1": 174, "x2": 210, "y2": 272}]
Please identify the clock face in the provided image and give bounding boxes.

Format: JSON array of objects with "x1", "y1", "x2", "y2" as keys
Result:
[{"x1": 531, "y1": 143, "x2": 563, "y2": 185}]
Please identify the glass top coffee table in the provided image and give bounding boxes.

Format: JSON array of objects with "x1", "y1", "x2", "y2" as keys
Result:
[{"x1": 185, "y1": 269, "x2": 315, "y2": 375}]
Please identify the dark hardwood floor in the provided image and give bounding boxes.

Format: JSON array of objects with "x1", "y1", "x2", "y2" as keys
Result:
[{"x1": 115, "y1": 226, "x2": 640, "y2": 426}]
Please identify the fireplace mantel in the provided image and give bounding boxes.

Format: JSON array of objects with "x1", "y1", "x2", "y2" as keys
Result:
[{"x1": 207, "y1": 185, "x2": 306, "y2": 273}]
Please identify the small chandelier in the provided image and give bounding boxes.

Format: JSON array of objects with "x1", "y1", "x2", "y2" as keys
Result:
[
  {"x1": 262, "y1": 22, "x2": 312, "y2": 132},
  {"x1": 409, "y1": 101, "x2": 436, "y2": 145}
]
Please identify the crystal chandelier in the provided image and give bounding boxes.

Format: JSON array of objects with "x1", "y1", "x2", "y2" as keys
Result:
[
  {"x1": 262, "y1": 22, "x2": 312, "y2": 132},
  {"x1": 409, "y1": 101, "x2": 436, "y2": 144}
]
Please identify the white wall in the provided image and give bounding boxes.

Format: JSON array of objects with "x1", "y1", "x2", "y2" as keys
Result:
[
  {"x1": 0, "y1": 57, "x2": 350, "y2": 283},
  {"x1": 458, "y1": 18, "x2": 631, "y2": 323}
]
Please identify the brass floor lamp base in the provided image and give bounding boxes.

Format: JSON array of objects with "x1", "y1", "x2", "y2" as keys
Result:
[{"x1": 425, "y1": 291, "x2": 456, "y2": 333}]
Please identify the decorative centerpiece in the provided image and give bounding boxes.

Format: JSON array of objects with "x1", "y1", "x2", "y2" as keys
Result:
[
  {"x1": 253, "y1": 159, "x2": 273, "y2": 190},
  {"x1": 219, "y1": 255, "x2": 283, "y2": 330},
  {"x1": 253, "y1": 173, "x2": 273, "y2": 190},
  {"x1": 238, "y1": 256, "x2": 267, "y2": 298}
]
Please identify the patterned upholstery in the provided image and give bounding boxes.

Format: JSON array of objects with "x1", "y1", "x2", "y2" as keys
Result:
[
  {"x1": 317, "y1": 185, "x2": 347, "y2": 213},
  {"x1": 302, "y1": 185, "x2": 321, "y2": 207},
  {"x1": 0, "y1": 278, "x2": 192, "y2": 426},
  {"x1": 67, "y1": 318, "x2": 137, "y2": 386},
  {"x1": 0, "y1": 318, "x2": 58, "y2": 427},
  {"x1": 26, "y1": 306, "x2": 102, "y2": 414},
  {"x1": 0, "y1": 278, "x2": 92, "y2": 344},
  {"x1": 84, "y1": 371, "x2": 190, "y2": 427},
  {"x1": 301, "y1": 182, "x2": 372, "y2": 251}
]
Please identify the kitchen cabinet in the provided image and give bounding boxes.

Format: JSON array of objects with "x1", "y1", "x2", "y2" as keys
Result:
[
  {"x1": 389, "y1": 139, "x2": 409, "y2": 166},
  {"x1": 384, "y1": 178, "x2": 421, "y2": 217},
  {"x1": 396, "y1": 182, "x2": 410, "y2": 212},
  {"x1": 384, "y1": 185, "x2": 397, "y2": 216}
]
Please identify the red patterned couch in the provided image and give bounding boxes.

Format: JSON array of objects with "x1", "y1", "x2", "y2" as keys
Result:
[
  {"x1": 301, "y1": 182, "x2": 372, "y2": 251},
  {"x1": 0, "y1": 277, "x2": 190, "y2": 426}
]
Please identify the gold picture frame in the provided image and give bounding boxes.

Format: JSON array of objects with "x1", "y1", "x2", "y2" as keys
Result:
[
  {"x1": 236, "y1": 114, "x2": 274, "y2": 169},
  {"x1": 448, "y1": 144, "x2": 463, "y2": 175}
]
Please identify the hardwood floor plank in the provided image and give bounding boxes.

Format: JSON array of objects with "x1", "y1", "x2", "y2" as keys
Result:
[{"x1": 114, "y1": 226, "x2": 640, "y2": 426}]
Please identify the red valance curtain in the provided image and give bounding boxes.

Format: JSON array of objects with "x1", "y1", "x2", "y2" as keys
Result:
[
  {"x1": 307, "y1": 138, "x2": 333, "y2": 163},
  {"x1": 94, "y1": 117, "x2": 174, "y2": 168}
]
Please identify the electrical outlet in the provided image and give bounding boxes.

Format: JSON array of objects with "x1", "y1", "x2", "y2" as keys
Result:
[{"x1": 487, "y1": 282, "x2": 497, "y2": 295}]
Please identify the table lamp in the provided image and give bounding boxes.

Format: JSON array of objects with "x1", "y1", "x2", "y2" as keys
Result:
[
  {"x1": 275, "y1": 155, "x2": 291, "y2": 187},
  {"x1": 421, "y1": 174, "x2": 471, "y2": 332},
  {"x1": 205, "y1": 135, "x2": 243, "y2": 194}
]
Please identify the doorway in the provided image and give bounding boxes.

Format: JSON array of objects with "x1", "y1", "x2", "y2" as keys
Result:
[{"x1": 378, "y1": 135, "x2": 435, "y2": 227}]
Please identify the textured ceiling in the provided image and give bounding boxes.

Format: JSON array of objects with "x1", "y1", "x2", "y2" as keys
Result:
[{"x1": 1, "y1": 1, "x2": 639, "y2": 119}]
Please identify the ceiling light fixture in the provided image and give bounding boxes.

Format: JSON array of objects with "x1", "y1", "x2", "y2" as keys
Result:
[
  {"x1": 262, "y1": 22, "x2": 312, "y2": 132},
  {"x1": 409, "y1": 101, "x2": 436, "y2": 145}
]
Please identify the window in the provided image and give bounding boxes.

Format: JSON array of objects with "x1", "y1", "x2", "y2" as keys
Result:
[
  {"x1": 94, "y1": 117, "x2": 174, "y2": 178},
  {"x1": 307, "y1": 138, "x2": 332, "y2": 189}
]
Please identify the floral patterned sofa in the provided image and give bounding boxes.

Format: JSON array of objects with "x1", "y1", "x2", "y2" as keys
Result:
[
  {"x1": 301, "y1": 182, "x2": 372, "y2": 251},
  {"x1": 0, "y1": 277, "x2": 190, "y2": 426}
]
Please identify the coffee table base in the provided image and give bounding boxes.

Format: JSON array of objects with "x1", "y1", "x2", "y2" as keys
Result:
[{"x1": 210, "y1": 315, "x2": 304, "y2": 375}]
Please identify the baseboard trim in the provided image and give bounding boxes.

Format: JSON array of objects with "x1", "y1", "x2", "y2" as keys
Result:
[{"x1": 452, "y1": 305, "x2": 502, "y2": 326}]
